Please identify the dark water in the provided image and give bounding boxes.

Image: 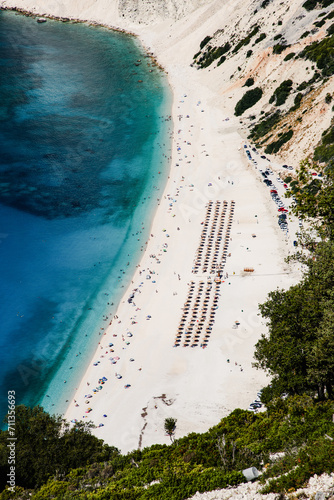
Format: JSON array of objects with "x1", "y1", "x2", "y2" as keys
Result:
[{"x1": 0, "y1": 10, "x2": 172, "y2": 419}]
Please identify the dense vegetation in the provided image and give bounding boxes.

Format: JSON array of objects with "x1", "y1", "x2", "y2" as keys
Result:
[
  {"x1": 249, "y1": 111, "x2": 281, "y2": 143},
  {"x1": 264, "y1": 128, "x2": 293, "y2": 153},
  {"x1": 243, "y1": 77, "x2": 254, "y2": 87},
  {"x1": 269, "y1": 80, "x2": 293, "y2": 106},
  {"x1": 0, "y1": 406, "x2": 118, "y2": 491},
  {"x1": 193, "y1": 23, "x2": 264, "y2": 69},
  {"x1": 300, "y1": 28, "x2": 334, "y2": 76},
  {"x1": 303, "y1": 0, "x2": 334, "y2": 11},
  {"x1": 273, "y1": 42, "x2": 290, "y2": 54},
  {"x1": 314, "y1": 121, "x2": 334, "y2": 166},
  {"x1": 234, "y1": 87, "x2": 263, "y2": 116},
  {"x1": 286, "y1": 122, "x2": 334, "y2": 238},
  {"x1": 193, "y1": 41, "x2": 231, "y2": 69},
  {"x1": 3, "y1": 397, "x2": 334, "y2": 499},
  {"x1": 254, "y1": 239, "x2": 334, "y2": 399}
]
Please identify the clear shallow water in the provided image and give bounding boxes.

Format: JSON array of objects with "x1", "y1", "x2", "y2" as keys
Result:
[{"x1": 0, "y1": 10, "x2": 172, "y2": 419}]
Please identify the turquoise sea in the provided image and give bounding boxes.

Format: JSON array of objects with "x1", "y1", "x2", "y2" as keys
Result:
[{"x1": 0, "y1": 10, "x2": 172, "y2": 419}]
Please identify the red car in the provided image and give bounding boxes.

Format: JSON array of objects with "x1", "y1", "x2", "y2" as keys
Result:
[
  {"x1": 270, "y1": 189, "x2": 278, "y2": 194},
  {"x1": 278, "y1": 207, "x2": 288, "y2": 212},
  {"x1": 283, "y1": 183, "x2": 288, "y2": 188}
]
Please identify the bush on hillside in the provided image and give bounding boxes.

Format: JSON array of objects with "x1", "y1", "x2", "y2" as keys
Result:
[
  {"x1": 264, "y1": 129, "x2": 293, "y2": 153},
  {"x1": 0, "y1": 405, "x2": 119, "y2": 490},
  {"x1": 243, "y1": 77, "x2": 254, "y2": 87},
  {"x1": 273, "y1": 42, "x2": 289, "y2": 54},
  {"x1": 314, "y1": 124, "x2": 334, "y2": 164},
  {"x1": 249, "y1": 111, "x2": 281, "y2": 141},
  {"x1": 232, "y1": 25, "x2": 259, "y2": 54},
  {"x1": 315, "y1": 18, "x2": 326, "y2": 27},
  {"x1": 290, "y1": 92, "x2": 303, "y2": 111},
  {"x1": 284, "y1": 52, "x2": 295, "y2": 61},
  {"x1": 300, "y1": 32, "x2": 334, "y2": 76},
  {"x1": 261, "y1": 0, "x2": 272, "y2": 7},
  {"x1": 217, "y1": 55, "x2": 226, "y2": 66},
  {"x1": 303, "y1": 0, "x2": 334, "y2": 10},
  {"x1": 303, "y1": 0, "x2": 317, "y2": 10},
  {"x1": 200, "y1": 36, "x2": 212, "y2": 49},
  {"x1": 300, "y1": 30, "x2": 310, "y2": 39},
  {"x1": 254, "y1": 33, "x2": 267, "y2": 43},
  {"x1": 195, "y1": 42, "x2": 231, "y2": 68},
  {"x1": 234, "y1": 87, "x2": 263, "y2": 116},
  {"x1": 269, "y1": 79, "x2": 293, "y2": 106}
]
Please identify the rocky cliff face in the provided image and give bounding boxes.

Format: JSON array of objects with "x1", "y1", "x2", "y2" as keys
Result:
[
  {"x1": 0, "y1": 0, "x2": 209, "y2": 25},
  {"x1": 118, "y1": 0, "x2": 208, "y2": 24}
]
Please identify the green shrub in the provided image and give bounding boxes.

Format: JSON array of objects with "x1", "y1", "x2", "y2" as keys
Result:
[
  {"x1": 261, "y1": 0, "x2": 271, "y2": 7},
  {"x1": 273, "y1": 43, "x2": 289, "y2": 54},
  {"x1": 323, "y1": 0, "x2": 334, "y2": 6},
  {"x1": 200, "y1": 36, "x2": 212, "y2": 49},
  {"x1": 297, "y1": 81, "x2": 308, "y2": 91},
  {"x1": 265, "y1": 129, "x2": 293, "y2": 153},
  {"x1": 303, "y1": 0, "x2": 318, "y2": 10},
  {"x1": 326, "y1": 92, "x2": 333, "y2": 103},
  {"x1": 255, "y1": 33, "x2": 267, "y2": 44},
  {"x1": 284, "y1": 52, "x2": 295, "y2": 61},
  {"x1": 297, "y1": 71, "x2": 321, "y2": 91},
  {"x1": 300, "y1": 30, "x2": 310, "y2": 39},
  {"x1": 249, "y1": 111, "x2": 281, "y2": 141},
  {"x1": 234, "y1": 87, "x2": 263, "y2": 116},
  {"x1": 270, "y1": 80, "x2": 293, "y2": 106},
  {"x1": 196, "y1": 42, "x2": 231, "y2": 68},
  {"x1": 314, "y1": 125, "x2": 334, "y2": 164},
  {"x1": 246, "y1": 49, "x2": 253, "y2": 58},
  {"x1": 314, "y1": 19, "x2": 326, "y2": 27},
  {"x1": 217, "y1": 55, "x2": 226, "y2": 66},
  {"x1": 327, "y1": 22, "x2": 334, "y2": 35},
  {"x1": 261, "y1": 438, "x2": 334, "y2": 494},
  {"x1": 300, "y1": 32, "x2": 334, "y2": 76},
  {"x1": 290, "y1": 92, "x2": 303, "y2": 111},
  {"x1": 232, "y1": 26, "x2": 259, "y2": 54},
  {"x1": 243, "y1": 77, "x2": 254, "y2": 87}
]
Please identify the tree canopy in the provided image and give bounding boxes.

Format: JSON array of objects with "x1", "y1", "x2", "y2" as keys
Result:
[
  {"x1": 164, "y1": 418, "x2": 177, "y2": 442},
  {"x1": 0, "y1": 405, "x2": 119, "y2": 490}
]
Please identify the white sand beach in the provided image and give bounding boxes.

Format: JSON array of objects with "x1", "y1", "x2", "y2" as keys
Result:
[{"x1": 1, "y1": 0, "x2": 305, "y2": 452}]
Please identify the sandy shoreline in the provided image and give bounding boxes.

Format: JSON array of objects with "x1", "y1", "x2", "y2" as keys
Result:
[
  {"x1": 61, "y1": 66, "x2": 299, "y2": 452},
  {"x1": 1, "y1": 1, "x2": 301, "y2": 453}
]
